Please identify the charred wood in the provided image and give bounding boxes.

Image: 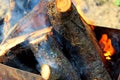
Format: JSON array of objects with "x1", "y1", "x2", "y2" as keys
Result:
[
  {"x1": 34, "y1": 33, "x2": 80, "y2": 80},
  {"x1": 0, "y1": 1, "x2": 80, "y2": 80},
  {"x1": 0, "y1": 0, "x2": 113, "y2": 80},
  {"x1": 47, "y1": 0, "x2": 112, "y2": 80}
]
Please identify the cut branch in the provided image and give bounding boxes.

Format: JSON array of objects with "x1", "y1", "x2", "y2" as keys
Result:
[
  {"x1": 47, "y1": 1, "x2": 112, "y2": 80},
  {"x1": 0, "y1": 27, "x2": 52, "y2": 56},
  {"x1": 0, "y1": 0, "x2": 52, "y2": 56},
  {"x1": 56, "y1": 0, "x2": 71, "y2": 12}
]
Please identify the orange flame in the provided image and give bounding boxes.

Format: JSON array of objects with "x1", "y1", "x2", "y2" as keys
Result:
[{"x1": 99, "y1": 34, "x2": 115, "y2": 60}]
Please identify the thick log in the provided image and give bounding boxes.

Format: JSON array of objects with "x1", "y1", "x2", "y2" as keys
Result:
[
  {"x1": 0, "y1": 63, "x2": 43, "y2": 80},
  {"x1": 47, "y1": 0, "x2": 112, "y2": 80},
  {"x1": 0, "y1": 1, "x2": 80, "y2": 80},
  {"x1": 0, "y1": 0, "x2": 112, "y2": 80},
  {"x1": 34, "y1": 34, "x2": 80, "y2": 80}
]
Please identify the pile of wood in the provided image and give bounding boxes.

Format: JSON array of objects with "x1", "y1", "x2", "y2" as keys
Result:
[{"x1": 0, "y1": 0, "x2": 114, "y2": 80}]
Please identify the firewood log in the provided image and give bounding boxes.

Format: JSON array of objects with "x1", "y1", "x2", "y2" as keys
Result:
[
  {"x1": 0, "y1": 1, "x2": 80, "y2": 80},
  {"x1": 34, "y1": 34, "x2": 80, "y2": 80},
  {"x1": 0, "y1": 63, "x2": 44, "y2": 80},
  {"x1": 47, "y1": 0, "x2": 112, "y2": 80}
]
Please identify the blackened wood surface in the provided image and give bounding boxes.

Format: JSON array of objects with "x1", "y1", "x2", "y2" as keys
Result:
[
  {"x1": 1, "y1": 1, "x2": 80, "y2": 80},
  {"x1": 34, "y1": 34, "x2": 80, "y2": 80},
  {"x1": 47, "y1": 0, "x2": 112, "y2": 80}
]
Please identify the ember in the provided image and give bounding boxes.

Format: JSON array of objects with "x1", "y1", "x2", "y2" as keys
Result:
[{"x1": 99, "y1": 34, "x2": 115, "y2": 60}]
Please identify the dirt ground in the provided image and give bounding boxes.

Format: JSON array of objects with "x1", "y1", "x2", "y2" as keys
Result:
[{"x1": 80, "y1": 0, "x2": 120, "y2": 29}]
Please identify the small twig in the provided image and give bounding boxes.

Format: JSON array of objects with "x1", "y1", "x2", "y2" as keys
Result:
[
  {"x1": 29, "y1": 35, "x2": 47, "y2": 44},
  {"x1": 3, "y1": 2, "x2": 12, "y2": 36},
  {"x1": 28, "y1": 27, "x2": 52, "y2": 39},
  {"x1": 0, "y1": 34, "x2": 29, "y2": 56},
  {"x1": 1, "y1": 23, "x2": 18, "y2": 45},
  {"x1": 0, "y1": 27, "x2": 52, "y2": 56}
]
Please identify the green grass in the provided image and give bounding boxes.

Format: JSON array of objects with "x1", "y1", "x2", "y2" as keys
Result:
[{"x1": 115, "y1": 0, "x2": 120, "y2": 6}]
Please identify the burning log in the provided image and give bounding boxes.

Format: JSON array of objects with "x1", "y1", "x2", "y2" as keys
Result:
[
  {"x1": 0, "y1": 0, "x2": 115, "y2": 80},
  {"x1": 34, "y1": 34, "x2": 80, "y2": 80},
  {"x1": 0, "y1": 1, "x2": 80, "y2": 80},
  {"x1": 1, "y1": 29, "x2": 80, "y2": 80},
  {"x1": 47, "y1": 0, "x2": 112, "y2": 80}
]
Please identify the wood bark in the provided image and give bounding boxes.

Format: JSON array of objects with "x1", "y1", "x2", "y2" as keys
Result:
[
  {"x1": 47, "y1": 0, "x2": 112, "y2": 80},
  {"x1": 0, "y1": 0, "x2": 113, "y2": 80},
  {"x1": 0, "y1": 63, "x2": 44, "y2": 80},
  {"x1": 0, "y1": 1, "x2": 80, "y2": 80},
  {"x1": 34, "y1": 34, "x2": 80, "y2": 80}
]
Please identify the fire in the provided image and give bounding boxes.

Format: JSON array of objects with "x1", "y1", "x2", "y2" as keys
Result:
[
  {"x1": 56, "y1": 0, "x2": 114, "y2": 60},
  {"x1": 99, "y1": 34, "x2": 115, "y2": 60},
  {"x1": 56, "y1": 0, "x2": 71, "y2": 12}
]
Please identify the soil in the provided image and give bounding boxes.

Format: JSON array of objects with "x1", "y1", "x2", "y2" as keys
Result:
[{"x1": 79, "y1": 0, "x2": 120, "y2": 29}]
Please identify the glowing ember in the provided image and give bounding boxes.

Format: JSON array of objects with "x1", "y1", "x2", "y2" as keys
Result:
[
  {"x1": 106, "y1": 56, "x2": 111, "y2": 60},
  {"x1": 56, "y1": 0, "x2": 71, "y2": 12},
  {"x1": 99, "y1": 34, "x2": 115, "y2": 60}
]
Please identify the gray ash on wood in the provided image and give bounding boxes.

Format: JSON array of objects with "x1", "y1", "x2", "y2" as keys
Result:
[
  {"x1": 47, "y1": 0, "x2": 112, "y2": 80},
  {"x1": 33, "y1": 31, "x2": 80, "y2": 80},
  {"x1": 0, "y1": 0, "x2": 115, "y2": 80}
]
